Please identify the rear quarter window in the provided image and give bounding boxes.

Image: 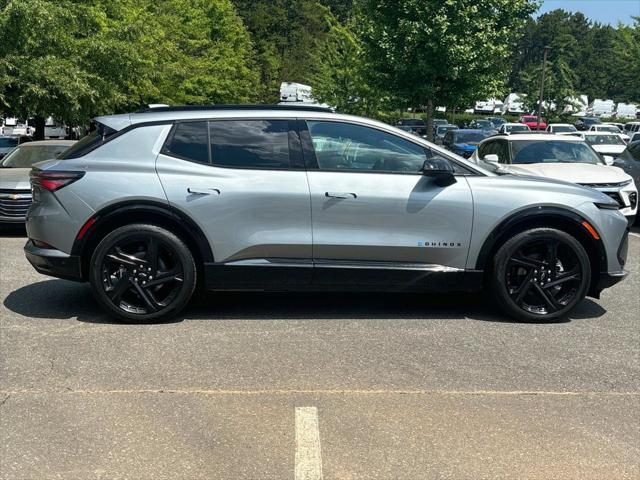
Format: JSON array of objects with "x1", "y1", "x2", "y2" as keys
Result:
[{"x1": 162, "y1": 121, "x2": 209, "y2": 164}]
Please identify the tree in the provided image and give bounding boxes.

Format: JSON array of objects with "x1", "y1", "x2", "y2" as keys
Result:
[
  {"x1": 232, "y1": 0, "x2": 332, "y2": 101},
  {"x1": 355, "y1": 0, "x2": 537, "y2": 139},
  {"x1": 0, "y1": 0, "x2": 258, "y2": 138},
  {"x1": 310, "y1": 18, "x2": 389, "y2": 115}
]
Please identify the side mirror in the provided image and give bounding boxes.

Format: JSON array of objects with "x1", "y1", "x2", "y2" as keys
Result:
[
  {"x1": 483, "y1": 154, "x2": 500, "y2": 163},
  {"x1": 422, "y1": 158, "x2": 457, "y2": 187},
  {"x1": 602, "y1": 155, "x2": 614, "y2": 166}
]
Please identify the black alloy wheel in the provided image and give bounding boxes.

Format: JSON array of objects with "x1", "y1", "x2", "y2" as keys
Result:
[
  {"x1": 492, "y1": 228, "x2": 591, "y2": 321},
  {"x1": 90, "y1": 224, "x2": 196, "y2": 323}
]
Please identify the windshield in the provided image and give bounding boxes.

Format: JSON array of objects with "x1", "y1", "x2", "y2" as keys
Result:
[
  {"x1": 552, "y1": 125, "x2": 576, "y2": 132},
  {"x1": 1, "y1": 145, "x2": 70, "y2": 168},
  {"x1": 506, "y1": 124, "x2": 529, "y2": 132},
  {"x1": 511, "y1": 140, "x2": 603, "y2": 165},
  {"x1": 620, "y1": 142, "x2": 640, "y2": 161},
  {"x1": 597, "y1": 126, "x2": 620, "y2": 133},
  {"x1": 454, "y1": 132, "x2": 487, "y2": 144},
  {"x1": 522, "y1": 116, "x2": 538, "y2": 122},
  {"x1": 584, "y1": 134, "x2": 625, "y2": 146},
  {"x1": 437, "y1": 126, "x2": 457, "y2": 134},
  {"x1": 0, "y1": 137, "x2": 19, "y2": 148}
]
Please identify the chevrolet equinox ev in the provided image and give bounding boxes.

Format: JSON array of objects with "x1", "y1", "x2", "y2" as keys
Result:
[{"x1": 24, "y1": 105, "x2": 630, "y2": 323}]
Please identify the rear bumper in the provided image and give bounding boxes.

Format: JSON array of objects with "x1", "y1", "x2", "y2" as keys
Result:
[{"x1": 24, "y1": 240, "x2": 83, "y2": 282}]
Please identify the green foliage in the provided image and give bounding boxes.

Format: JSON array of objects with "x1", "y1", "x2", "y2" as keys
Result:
[
  {"x1": 310, "y1": 18, "x2": 388, "y2": 115},
  {"x1": 510, "y1": 10, "x2": 640, "y2": 106},
  {"x1": 232, "y1": 0, "x2": 332, "y2": 101},
  {"x1": 354, "y1": 0, "x2": 538, "y2": 111},
  {"x1": 0, "y1": 0, "x2": 258, "y2": 131}
]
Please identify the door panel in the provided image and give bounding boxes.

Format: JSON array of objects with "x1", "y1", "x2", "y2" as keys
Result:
[
  {"x1": 307, "y1": 171, "x2": 474, "y2": 268},
  {"x1": 156, "y1": 153, "x2": 312, "y2": 264}
]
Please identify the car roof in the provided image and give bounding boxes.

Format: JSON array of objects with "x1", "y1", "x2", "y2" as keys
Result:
[
  {"x1": 454, "y1": 129, "x2": 484, "y2": 133},
  {"x1": 95, "y1": 104, "x2": 337, "y2": 131},
  {"x1": 503, "y1": 123, "x2": 527, "y2": 126},
  {"x1": 489, "y1": 133, "x2": 583, "y2": 142},
  {"x1": 582, "y1": 131, "x2": 622, "y2": 136},
  {"x1": 549, "y1": 123, "x2": 574, "y2": 127},
  {"x1": 17, "y1": 140, "x2": 76, "y2": 146}
]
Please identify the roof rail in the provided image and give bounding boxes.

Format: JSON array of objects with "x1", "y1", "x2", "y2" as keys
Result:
[{"x1": 135, "y1": 104, "x2": 334, "y2": 114}]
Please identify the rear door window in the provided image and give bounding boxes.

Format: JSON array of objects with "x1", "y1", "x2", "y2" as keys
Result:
[{"x1": 209, "y1": 120, "x2": 291, "y2": 169}]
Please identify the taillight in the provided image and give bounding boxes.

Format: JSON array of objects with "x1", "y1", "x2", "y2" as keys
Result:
[{"x1": 30, "y1": 169, "x2": 85, "y2": 192}]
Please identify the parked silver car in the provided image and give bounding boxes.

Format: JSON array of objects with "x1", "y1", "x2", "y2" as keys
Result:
[
  {"x1": 0, "y1": 139, "x2": 75, "y2": 223},
  {"x1": 24, "y1": 105, "x2": 629, "y2": 323}
]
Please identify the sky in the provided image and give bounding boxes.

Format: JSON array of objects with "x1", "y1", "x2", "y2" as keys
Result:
[{"x1": 537, "y1": 0, "x2": 639, "y2": 25}]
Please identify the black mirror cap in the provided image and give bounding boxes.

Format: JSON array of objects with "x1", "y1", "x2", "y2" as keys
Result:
[{"x1": 422, "y1": 158, "x2": 456, "y2": 186}]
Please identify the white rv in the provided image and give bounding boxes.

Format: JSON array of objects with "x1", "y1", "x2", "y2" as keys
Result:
[
  {"x1": 280, "y1": 82, "x2": 314, "y2": 103},
  {"x1": 44, "y1": 117, "x2": 67, "y2": 139},
  {"x1": 615, "y1": 103, "x2": 637, "y2": 120},
  {"x1": 1, "y1": 117, "x2": 18, "y2": 135},
  {"x1": 589, "y1": 99, "x2": 615, "y2": 117},
  {"x1": 502, "y1": 93, "x2": 526, "y2": 115},
  {"x1": 563, "y1": 95, "x2": 588, "y2": 116}
]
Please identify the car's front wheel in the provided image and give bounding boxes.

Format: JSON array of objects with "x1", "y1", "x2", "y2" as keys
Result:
[
  {"x1": 491, "y1": 228, "x2": 591, "y2": 321},
  {"x1": 89, "y1": 224, "x2": 196, "y2": 323}
]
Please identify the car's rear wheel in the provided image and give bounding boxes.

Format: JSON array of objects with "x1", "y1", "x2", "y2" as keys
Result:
[
  {"x1": 89, "y1": 224, "x2": 196, "y2": 323},
  {"x1": 491, "y1": 228, "x2": 591, "y2": 321}
]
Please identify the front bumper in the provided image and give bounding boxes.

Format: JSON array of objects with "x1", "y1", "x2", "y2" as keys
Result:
[
  {"x1": 589, "y1": 271, "x2": 629, "y2": 299},
  {"x1": 24, "y1": 240, "x2": 83, "y2": 282}
]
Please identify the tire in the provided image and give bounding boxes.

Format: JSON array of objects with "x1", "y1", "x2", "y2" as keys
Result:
[
  {"x1": 89, "y1": 224, "x2": 197, "y2": 323},
  {"x1": 490, "y1": 228, "x2": 591, "y2": 321}
]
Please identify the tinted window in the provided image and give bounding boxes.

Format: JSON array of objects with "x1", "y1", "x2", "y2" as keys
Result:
[
  {"x1": 453, "y1": 131, "x2": 487, "y2": 144},
  {"x1": 511, "y1": 140, "x2": 602, "y2": 165},
  {"x1": 307, "y1": 121, "x2": 426, "y2": 173},
  {"x1": 0, "y1": 137, "x2": 19, "y2": 148},
  {"x1": 59, "y1": 122, "x2": 117, "y2": 159},
  {"x1": 584, "y1": 134, "x2": 625, "y2": 145},
  {"x1": 165, "y1": 121, "x2": 209, "y2": 164},
  {"x1": 621, "y1": 142, "x2": 640, "y2": 162},
  {"x1": 209, "y1": 120, "x2": 290, "y2": 169},
  {"x1": 1, "y1": 145, "x2": 71, "y2": 168}
]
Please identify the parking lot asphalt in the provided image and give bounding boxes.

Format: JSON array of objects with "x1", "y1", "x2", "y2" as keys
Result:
[{"x1": 1, "y1": 226, "x2": 639, "y2": 479}]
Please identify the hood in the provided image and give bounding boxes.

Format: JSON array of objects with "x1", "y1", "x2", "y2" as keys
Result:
[
  {"x1": 590, "y1": 144, "x2": 627, "y2": 155},
  {"x1": 0, "y1": 167, "x2": 32, "y2": 190},
  {"x1": 500, "y1": 162, "x2": 632, "y2": 185}
]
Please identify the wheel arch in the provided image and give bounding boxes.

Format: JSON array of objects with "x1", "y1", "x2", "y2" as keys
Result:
[
  {"x1": 475, "y1": 207, "x2": 607, "y2": 294},
  {"x1": 71, "y1": 200, "x2": 213, "y2": 280}
]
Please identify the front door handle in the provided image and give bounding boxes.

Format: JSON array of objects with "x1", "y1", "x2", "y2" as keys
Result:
[
  {"x1": 188, "y1": 187, "x2": 220, "y2": 195},
  {"x1": 325, "y1": 192, "x2": 357, "y2": 199}
]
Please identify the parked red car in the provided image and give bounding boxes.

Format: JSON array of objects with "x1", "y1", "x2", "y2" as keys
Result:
[{"x1": 519, "y1": 115, "x2": 547, "y2": 130}]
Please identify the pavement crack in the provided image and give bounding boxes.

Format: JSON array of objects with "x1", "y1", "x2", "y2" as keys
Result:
[{"x1": 0, "y1": 394, "x2": 10, "y2": 408}]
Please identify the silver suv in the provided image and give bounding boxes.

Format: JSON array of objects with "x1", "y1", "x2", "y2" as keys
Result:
[{"x1": 24, "y1": 105, "x2": 630, "y2": 323}]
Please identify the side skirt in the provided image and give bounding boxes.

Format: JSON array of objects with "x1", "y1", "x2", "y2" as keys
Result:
[{"x1": 204, "y1": 259, "x2": 484, "y2": 293}]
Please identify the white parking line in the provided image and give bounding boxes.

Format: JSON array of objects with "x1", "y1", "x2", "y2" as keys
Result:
[
  {"x1": 629, "y1": 231, "x2": 640, "y2": 239},
  {"x1": 295, "y1": 406, "x2": 323, "y2": 480}
]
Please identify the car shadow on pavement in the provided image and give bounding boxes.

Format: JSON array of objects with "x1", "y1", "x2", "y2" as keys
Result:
[{"x1": 3, "y1": 279, "x2": 607, "y2": 325}]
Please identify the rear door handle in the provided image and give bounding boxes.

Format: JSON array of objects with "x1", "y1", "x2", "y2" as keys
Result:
[
  {"x1": 325, "y1": 192, "x2": 357, "y2": 199},
  {"x1": 188, "y1": 188, "x2": 220, "y2": 195}
]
